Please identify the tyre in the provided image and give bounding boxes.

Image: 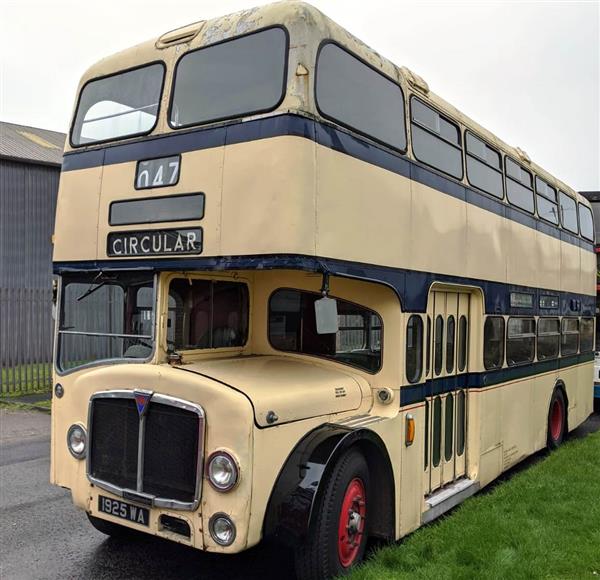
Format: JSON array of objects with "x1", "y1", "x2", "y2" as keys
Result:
[
  {"x1": 87, "y1": 513, "x2": 136, "y2": 539},
  {"x1": 547, "y1": 388, "x2": 567, "y2": 449},
  {"x1": 295, "y1": 449, "x2": 370, "y2": 580}
]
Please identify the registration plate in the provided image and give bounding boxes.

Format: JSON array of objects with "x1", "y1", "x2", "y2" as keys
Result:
[{"x1": 98, "y1": 495, "x2": 149, "y2": 526}]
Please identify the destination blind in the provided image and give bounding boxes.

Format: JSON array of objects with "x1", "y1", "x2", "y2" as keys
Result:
[{"x1": 107, "y1": 228, "x2": 203, "y2": 257}]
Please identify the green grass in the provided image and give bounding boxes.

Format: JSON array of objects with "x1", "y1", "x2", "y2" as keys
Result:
[
  {"x1": 0, "y1": 399, "x2": 51, "y2": 412},
  {"x1": 1, "y1": 362, "x2": 52, "y2": 395},
  {"x1": 349, "y1": 433, "x2": 600, "y2": 580}
]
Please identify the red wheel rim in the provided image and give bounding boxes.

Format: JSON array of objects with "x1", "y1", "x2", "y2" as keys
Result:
[
  {"x1": 550, "y1": 398, "x2": 564, "y2": 441},
  {"x1": 337, "y1": 477, "x2": 366, "y2": 568}
]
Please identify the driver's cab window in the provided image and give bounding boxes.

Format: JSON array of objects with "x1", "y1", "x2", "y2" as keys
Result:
[
  {"x1": 269, "y1": 288, "x2": 382, "y2": 373},
  {"x1": 168, "y1": 279, "x2": 249, "y2": 350}
]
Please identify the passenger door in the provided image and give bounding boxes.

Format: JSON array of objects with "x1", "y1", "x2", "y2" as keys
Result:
[{"x1": 424, "y1": 290, "x2": 469, "y2": 495}]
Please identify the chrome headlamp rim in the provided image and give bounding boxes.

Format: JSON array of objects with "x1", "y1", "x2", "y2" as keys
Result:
[
  {"x1": 209, "y1": 512, "x2": 236, "y2": 546},
  {"x1": 206, "y1": 450, "x2": 239, "y2": 492},
  {"x1": 66, "y1": 423, "x2": 87, "y2": 459}
]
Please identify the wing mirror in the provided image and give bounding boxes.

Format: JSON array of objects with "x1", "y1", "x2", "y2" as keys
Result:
[{"x1": 314, "y1": 272, "x2": 339, "y2": 334}]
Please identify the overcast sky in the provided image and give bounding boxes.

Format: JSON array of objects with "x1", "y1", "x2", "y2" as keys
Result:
[{"x1": 1, "y1": 0, "x2": 598, "y2": 190}]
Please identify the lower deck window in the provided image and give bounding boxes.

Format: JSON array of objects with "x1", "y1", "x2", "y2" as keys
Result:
[
  {"x1": 483, "y1": 317, "x2": 505, "y2": 370},
  {"x1": 561, "y1": 318, "x2": 579, "y2": 356},
  {"x1": 269, "y1": 289, "x2": 382, "y2": 372},
  {"x1": 406, "y1": 315, "x2": 423, "y2": 383},
  {"x1": 537, "y1": 318, "x2": 560, "y2": 360},
  {"x1": 506, "y1": 318, "x2": 535, "y2": 366},
  {"x1": 580, "y1": 317, "x2": 594, "y2": 353}
]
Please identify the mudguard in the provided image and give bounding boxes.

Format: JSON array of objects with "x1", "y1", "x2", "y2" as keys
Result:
[{"x1": 263, "y1": 423, "x2": 395, "y2": 545}]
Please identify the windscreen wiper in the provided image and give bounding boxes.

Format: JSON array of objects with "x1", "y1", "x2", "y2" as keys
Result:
[{"x1": 77, "y1": 281, "x2": 107, "y2": 302}]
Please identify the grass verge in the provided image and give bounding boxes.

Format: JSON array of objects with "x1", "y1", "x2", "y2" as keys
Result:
[
  {"x1": 0, "y1": 399, "x2": 51, "y2": 413},
  {"x1": 349, "y1": 432, "x2": 600, "y2": 580},
  {"x1": 1, "y1": 362, "x2": 52, "y2": 395}
]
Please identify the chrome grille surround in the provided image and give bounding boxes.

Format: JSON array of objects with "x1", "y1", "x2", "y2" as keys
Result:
[{"x1": 86, "y1": 389, "x2": 205, "y2": 511}]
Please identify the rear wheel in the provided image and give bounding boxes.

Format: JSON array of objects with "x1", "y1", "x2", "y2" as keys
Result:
[
  {"x1": 547, "y1": 388, "x2": 567, "y2": 449},
  {"x1": 87, "y1": 513, "x2": 135, "y2": 539},
  {"x1": 295, "y1": 449, "x2": 370, "y2": 580}
]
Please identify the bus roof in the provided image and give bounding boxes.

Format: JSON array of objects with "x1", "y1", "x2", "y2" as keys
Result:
[{"x1": 71, "y1": 0, "x2": 585, "y2": 205}]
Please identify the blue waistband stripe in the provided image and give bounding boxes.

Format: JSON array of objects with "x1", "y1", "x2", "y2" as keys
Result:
[
  {"x1": 52, "y1": 253, "x2": 596, "y2": 317},
  {"x1": 399, "y1": 352, "x2": 594, "y2": 407}
]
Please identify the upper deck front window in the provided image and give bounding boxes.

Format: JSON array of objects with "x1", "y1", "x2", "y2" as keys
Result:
[
  {"x1": 316, "y1": 43, "x2": 406, "y2": 151},
  {"x1": 169, "y1": 27, "x2": 288, "y2": 128},
  {"x1": 71, "y1": 64, "x2": 164, "y2": 146}
]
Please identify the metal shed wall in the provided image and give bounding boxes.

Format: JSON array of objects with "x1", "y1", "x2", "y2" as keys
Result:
[{"x1": 0, "y1": 158, "x2": 59, "y2": 393}]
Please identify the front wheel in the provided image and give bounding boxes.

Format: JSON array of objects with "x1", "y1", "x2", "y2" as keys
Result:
[
  {"x1": 547, "y1": 388, "x2": 567, "y2": 449},
  {"x1": 295, "y1": 449, "x2": 370, "y2": 580}
]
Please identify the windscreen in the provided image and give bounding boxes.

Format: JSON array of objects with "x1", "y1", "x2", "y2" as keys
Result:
[
  {"x1": 170, "y1": 27, "x2": 287, "y2": 127},
  {"x1": 71, "y1": 64, "x2": 164, "y2": 146},
  {"x1": 57, "y1": 272, "x2": 155, "y2": 371}
]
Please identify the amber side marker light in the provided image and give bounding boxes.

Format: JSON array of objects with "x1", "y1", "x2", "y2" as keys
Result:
[{"x1": 405, "y1": 414, "x2": 415, "y2": 446}]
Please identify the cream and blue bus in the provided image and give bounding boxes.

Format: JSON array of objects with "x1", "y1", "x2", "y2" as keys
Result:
[{"x1": 51, "y1": 3, "x2": 595, "y2": 578}]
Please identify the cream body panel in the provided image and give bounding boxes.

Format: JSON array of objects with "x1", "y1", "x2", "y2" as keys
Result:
[
  {"x1": 560, "y1": 239, "x2": 581, "y2": 294},
  {"x1": 505, "y1": 218, "x2": 537, "y2": 289},
  {"x1": 97, "y1": 147, "x2": 225, "y2": 260},
  {"x1": 580, "y1": 249, "x2": 596, "y2": 297},
  {"x1": 315, "y1": 144, "x2": 412, "y2": 269},
  {"x1": 53, "y1": 168, "x2": 102, "y2": 261},
  {"x1": 536, "y1": 228, "x2": 561, "y2": 291},
  {"x1": 408, "y1": 179, "x2": 467, "y2": 277},
  {"x1": 220, "y1": 136, "x2": 316, "y2": 256},
  {"x1": 183, "y1": 355, "x2": 367, "y2": 427},
  {"x1": 465, "y1": 200, "x2": 506, "y2": 284},
  {"x1": 399, "y1": 403, "x2": 426, "y2": 536},
  {"x1": 499, "y1": 379, "x2": 533, "y2": 471}
]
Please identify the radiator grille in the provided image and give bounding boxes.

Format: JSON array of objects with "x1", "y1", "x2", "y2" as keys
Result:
[
  {"x1": 89, "y1": 398, "x2": 139, "y2": 490},
  {"x1": 88, "y1": 392, "x2": 204, "y2": 509},
  {"x1": 143, "y1": 402, "x2": 200, "y2": 501}
]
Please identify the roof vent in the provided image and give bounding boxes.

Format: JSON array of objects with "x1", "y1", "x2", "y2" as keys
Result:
[
  {"x1": 516, "y1": 147, "x2": 531, "y2": 164},
  {"x1": 401, "y1": 66, "x2": 429, "y2": 94},
  {"x1": 156, "y1": 21, "x2": 204, "y2": 49}
]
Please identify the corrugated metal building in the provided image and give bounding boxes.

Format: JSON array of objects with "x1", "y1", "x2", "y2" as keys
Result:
[{"x1": 0, "y1": 121, "x2": 65, "y2": 393}]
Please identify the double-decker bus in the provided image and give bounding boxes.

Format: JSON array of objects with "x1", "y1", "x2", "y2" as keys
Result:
[{"x1": 51, "y1": 3, "x2": 595, "y2": 578}]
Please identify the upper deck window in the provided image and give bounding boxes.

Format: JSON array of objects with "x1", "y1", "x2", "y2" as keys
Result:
[
  {"x1": 411, "y1": 97, "x2": 463, "y2": 179},
  {"x1": 559, "y1": 191, "x2": 578, "y2": 234},
  {"x1": 169, "y1": 27, "x2": 287, "y2": 128},
  {"x1": 535, "y1": 176, "x2": 558, "y2": 224},
  {"x1": 269, "y1": 289, "x2": 382, "y2": 373},
  {"x1": 71, "y1": 63, "x2": 164, "y2": 146},
  {"x1": 465, "y1": 131, "x2": 503, "y2": 199},
  {"x1": 505, "y1": 158, "x2": 534, "y2": 214},
  {"x1": 579, "y1": 203, "x2": 594, "y2": 242},
  {"x1": 315, "y1": 43, "x2": 406, "y2": 151}
]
